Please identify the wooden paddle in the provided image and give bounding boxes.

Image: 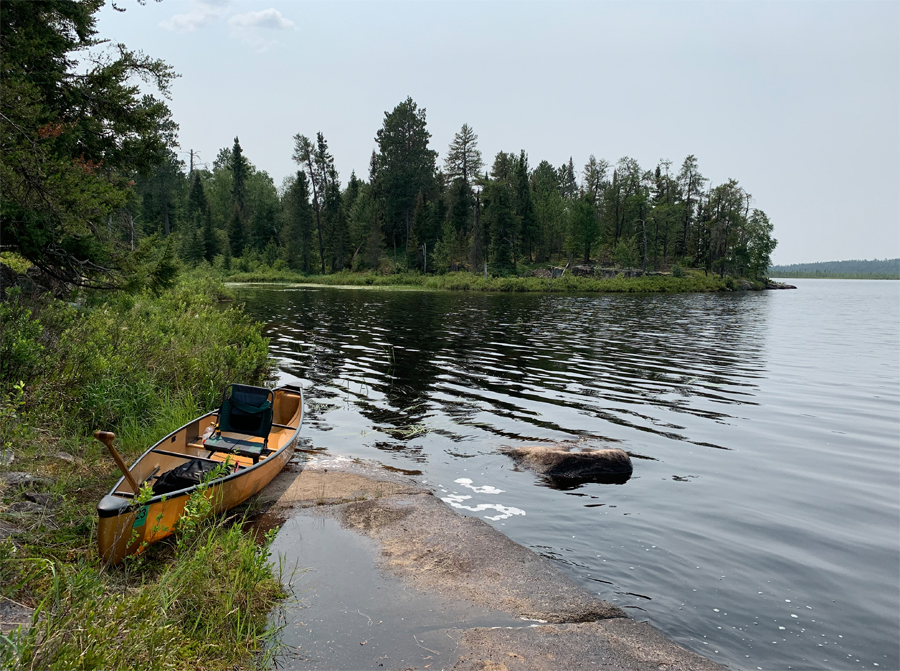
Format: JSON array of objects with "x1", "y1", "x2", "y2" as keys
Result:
[{"x1": 93, "y1": 431, "x2": 139, "y2": 494}]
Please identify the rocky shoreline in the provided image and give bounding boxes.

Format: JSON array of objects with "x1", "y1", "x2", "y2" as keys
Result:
[{"x1": 255, "y1": 455, "x2": 727, "y2": 670}]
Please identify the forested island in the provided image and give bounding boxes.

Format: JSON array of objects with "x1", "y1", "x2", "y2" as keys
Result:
[{"x1": 770, "y1": 259, "x2": 899, "y2": 279}]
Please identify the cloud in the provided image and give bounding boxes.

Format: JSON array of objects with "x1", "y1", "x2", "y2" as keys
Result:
[
  {"x1": 227, "y1": 8, "x2": 295, "y2": 51},
  {"x1": 227, "y1": 9, "x2": 295, "y2": 31},
  {"x1": 160, "y1": 0, "x2": 231, "y2": 33}
]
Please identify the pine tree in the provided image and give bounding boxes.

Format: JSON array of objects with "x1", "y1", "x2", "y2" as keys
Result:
[
  {"x1": 444, "y1": 123, "x2": 484, "y2": 186},
  {"x1": 292, "y1": 132, "x2": 336, "y2": 273}
]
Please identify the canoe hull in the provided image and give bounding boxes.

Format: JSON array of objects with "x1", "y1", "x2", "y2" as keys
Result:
[{"x1": 97, "y1": 386, "x2": 302, "y2": 564}]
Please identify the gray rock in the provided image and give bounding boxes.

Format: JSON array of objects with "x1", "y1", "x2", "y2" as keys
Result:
[
  {"x1": 0, "y1": 519, "x2": 21, "y2": 541},
  {"x1": 52, "y1": 451, "x2": 77, "y2": 464},
  {"x1": 503, "y1": 445, "x2": 633, "y2": 482},
  {"x1": 24, "y1": 491, "x2": 62, "y2": 509},
  {"x1": 339, "y1": 492, "x2": 625, "y2": 623},
  {"x1": 0, "y1": 597, "x2": 34, "y2": 635},
  {"x1": 5, "y1": 501, "x2": 47, "y2": 515},
  {"x1": 451, "y1": 619, "x2": 727, "y2": 671},
  {"x1": 0, "y1": 450, "x2": 13, "y2": 467},
  {"x1": 0, "y1": 472, "x2": 55, "y2": 489},
  {"x1": 765, "y1": 280, "x2": 797, "y2": 290}
]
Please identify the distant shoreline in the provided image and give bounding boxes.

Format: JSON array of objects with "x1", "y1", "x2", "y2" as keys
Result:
[
  {"x1": 223, "y1": 270, "x2": 770, "y2": 294},
  {"x1": 771, "y1": 273, "x2": 898, "y2": 280},
  {"x1": 769, "y1": 258, "x2": 899, "y2": 280}
]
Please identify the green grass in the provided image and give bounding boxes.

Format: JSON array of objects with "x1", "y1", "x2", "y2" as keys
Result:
[
  {"x1": 0, "y1": 276, "x2": 282, "y2": 670},
  {"x1": 224, "y1": 269, "x2": 744, "y2": 293},
  {"x1": 1, "y1": 516, "x2": 285, "y2": 670}
]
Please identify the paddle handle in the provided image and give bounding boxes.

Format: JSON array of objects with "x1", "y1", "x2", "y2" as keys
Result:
[{"x1": 94, "y1": 431, "x2": 139, "y2": 494}]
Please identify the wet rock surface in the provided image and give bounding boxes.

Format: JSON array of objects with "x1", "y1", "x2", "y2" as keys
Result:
[
  {"x1": 339, "y1": 492, "x2": 624, "y2": 623},
  {"x1": 257, "y1": 456, "x2": 725, "y2": 670},
  {"x1": 451, "y1": 619, "x2": 726, "y2": 671}
]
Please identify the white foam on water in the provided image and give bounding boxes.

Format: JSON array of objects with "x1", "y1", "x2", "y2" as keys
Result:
[
  {"x1": 441, "y1": 495, "x2": 525, "y2": 520},
  {"x1": 454, "y1": 477, "x2": 505, "y2": 494}
]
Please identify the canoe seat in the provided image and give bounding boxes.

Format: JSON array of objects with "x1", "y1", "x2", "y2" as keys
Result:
[{"x1": 204, "y1": 384, "x2": 274, "y2": 464}]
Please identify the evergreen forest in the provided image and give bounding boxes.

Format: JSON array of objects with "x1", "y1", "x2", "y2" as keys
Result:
[{"x1": 0, "y1": 2, "x2": 777, "y2": 292}]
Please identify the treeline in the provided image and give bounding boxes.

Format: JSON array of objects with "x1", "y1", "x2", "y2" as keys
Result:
[
  {"x1": 0, "y1": 0, "x2": 774, "y2": 289},
  {"x1": 770, "y1": 259, "x2": 899, "y2": 279},
  {"x1": 131, "y1": 98, "x2": 776, "y2": 281}
]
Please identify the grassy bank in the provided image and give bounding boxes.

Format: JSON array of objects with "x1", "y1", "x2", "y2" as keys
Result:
[
  {"x1": 224, "y1": 268, "x2": 754, "y2": 293},
  {"x1": 0, "y1": 277, "x2": 281, "y2": 670}
]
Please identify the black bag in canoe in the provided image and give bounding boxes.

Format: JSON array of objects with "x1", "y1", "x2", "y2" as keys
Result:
[{"x1": 152, "y1": 458, "x2": 223, "y2": 496}]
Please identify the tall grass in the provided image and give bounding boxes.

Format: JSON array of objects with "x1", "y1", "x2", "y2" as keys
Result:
[
  {"x1": 1, "y1": 519, "x2": 284, "y2": 671},
  {"x1": 2, "y1": 275, "x2": 271, "y2": 438},
  {"x1": 0, "y1": 276, "x2": 282, "y2": 670}
]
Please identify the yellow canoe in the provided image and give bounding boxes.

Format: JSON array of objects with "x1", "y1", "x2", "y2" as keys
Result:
[{"x1": 96, "y1": 385, "x2": 303, "y2": 564}]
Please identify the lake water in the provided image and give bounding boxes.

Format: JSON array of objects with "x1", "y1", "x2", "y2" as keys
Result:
[{"x1": 235, "y1": 279, "x2": 900, "y2": 670}]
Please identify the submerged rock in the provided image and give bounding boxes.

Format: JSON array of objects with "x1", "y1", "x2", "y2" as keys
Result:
[{"x1": 503, "y1": 445, "x2": 633, "y2": 486}]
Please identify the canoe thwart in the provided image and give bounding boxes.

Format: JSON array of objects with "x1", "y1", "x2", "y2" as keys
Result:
[{"x1": 151, "y1": 448, "x2": 221, "y2": 464}]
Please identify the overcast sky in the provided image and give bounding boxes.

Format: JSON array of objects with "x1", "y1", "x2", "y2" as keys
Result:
[{"x1": 97, "y1": 0, "x2": 899, "y2": 265}]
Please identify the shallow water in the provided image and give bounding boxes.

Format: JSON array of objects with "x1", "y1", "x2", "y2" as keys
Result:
[{"x1": 236, "y1": 279, "x2": 900, "y2": 670}]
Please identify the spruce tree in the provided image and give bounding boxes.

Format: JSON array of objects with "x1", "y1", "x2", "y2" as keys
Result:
[
  {"x1": 373, "y1": 97, "x2": 437, "y2": 254},
  {"x1": 228, "y1": 137, "x2": 248, "y2": 256},
  {"x1": 515, "y1": 151, "x2": 539, "y2": 263},
  {"x1": 187, "y1": 172, "x2": 216, "y2": 262},
  {"x1": 285, "y1": 172, "x2": 315, "y2": 273},
  {"x1": 484, "y1": 180, "x2": 516, "y2": 275},
  {"x1": 570, "y1": 195, "x2": 600, "y2": 263}
]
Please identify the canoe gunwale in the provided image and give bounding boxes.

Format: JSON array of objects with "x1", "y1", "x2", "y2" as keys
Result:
[{"x1": 98, "y1": 386, "x2": 303, "y2": 519}]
